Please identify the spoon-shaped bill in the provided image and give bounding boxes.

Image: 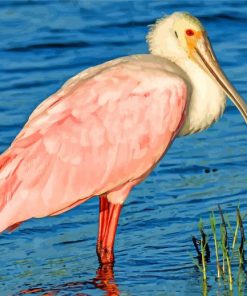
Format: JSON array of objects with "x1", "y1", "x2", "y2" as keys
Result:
[{"x1": 195, "y1": 33, "x2": 247, "y2": 124}]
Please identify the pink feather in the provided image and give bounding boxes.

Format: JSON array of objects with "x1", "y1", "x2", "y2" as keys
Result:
[{"x1": 0, "y1": 56, "x2": 187, "y2": 232}]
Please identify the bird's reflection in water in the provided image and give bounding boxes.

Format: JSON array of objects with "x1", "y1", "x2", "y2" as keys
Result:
[
  {"x1": 18, "y1": 264, "x2": 120, "y2": 296},
  {"x1": 93, "y1": 264, "x2": 120, "y2": 295}
]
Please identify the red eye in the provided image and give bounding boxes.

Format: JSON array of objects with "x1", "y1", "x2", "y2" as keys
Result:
[{"x1": 186, "y1": 29, "x2": 195, "y2": 36}]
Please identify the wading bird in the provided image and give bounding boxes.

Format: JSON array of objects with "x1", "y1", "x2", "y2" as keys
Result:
[{"x1": 0, "y1": 12, "x2": 246, "y2": 265}]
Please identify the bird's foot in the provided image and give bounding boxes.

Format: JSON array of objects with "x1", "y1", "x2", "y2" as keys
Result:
[{"x1": 96, "y1": 244, "x2": 115, "y2": 266}]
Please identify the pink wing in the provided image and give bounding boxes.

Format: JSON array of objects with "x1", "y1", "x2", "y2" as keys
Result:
[{"x1": 0, "y1": 57, "x2": 187, "y2": 232}]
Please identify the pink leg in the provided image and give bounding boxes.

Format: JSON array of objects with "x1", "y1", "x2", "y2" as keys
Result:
[
  {"x1": 97, "y1": 195, "x2": 122, "y2": 265},
  {"x1": 97, "y1": 194, "x2": 109, "y2": 254}
]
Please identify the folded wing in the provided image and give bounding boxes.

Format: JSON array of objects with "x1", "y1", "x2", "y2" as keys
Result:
[{"x1": 0, "y1": 56, "x2": 188, "y2": 232}]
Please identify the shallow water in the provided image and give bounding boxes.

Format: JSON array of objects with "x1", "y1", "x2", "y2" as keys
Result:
[{"x1": 0, "y1": 0, "x2": 247, "y2": 295}]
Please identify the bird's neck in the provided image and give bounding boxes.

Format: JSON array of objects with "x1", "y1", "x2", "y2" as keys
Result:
[
  {"x1": 174, "y1": 57, "x2": 226, "y2": 136},
  {"x1": 152, "y1": 52, "x2": 226, "y2": 136}
]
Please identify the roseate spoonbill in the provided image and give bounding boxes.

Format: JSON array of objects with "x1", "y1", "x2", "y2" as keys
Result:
[{"x1": 0, "y1": 12, "x2": 246, "y2": 265}]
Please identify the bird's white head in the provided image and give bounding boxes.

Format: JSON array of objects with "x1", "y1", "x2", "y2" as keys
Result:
[{"x1": 147, "y1": 12, "x2": 247, "y2": 135}]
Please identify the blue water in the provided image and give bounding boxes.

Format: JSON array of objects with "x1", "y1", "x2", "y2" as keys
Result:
[{"x1": 0, "y1": 0, "x2": 247, "y2": 295}]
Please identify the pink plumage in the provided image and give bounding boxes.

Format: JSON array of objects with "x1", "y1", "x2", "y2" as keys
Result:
[{"x1": 0, "y1": 55, "x2": 187, "y2": 263}]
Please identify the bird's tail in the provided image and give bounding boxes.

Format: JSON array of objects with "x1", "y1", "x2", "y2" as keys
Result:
[
  {"x1": 0, "y1": 152, "x2": 15, "y2": 212},
  {"x1": 0, "y1": 151, "x2": 23, "y2": 232}
]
